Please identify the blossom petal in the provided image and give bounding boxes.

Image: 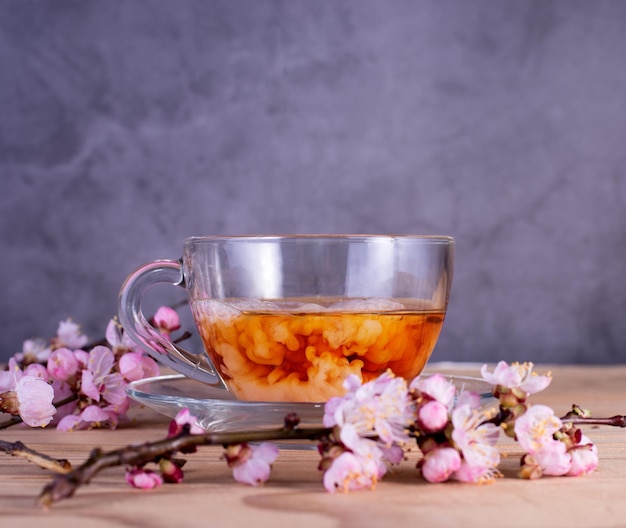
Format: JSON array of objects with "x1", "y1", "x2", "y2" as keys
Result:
[
  {"x1": 126, "y1": 468, "x2": 163, "y2": 489},
  {"x1": 15, "y1": 376, "x2": 56, "y2": 427},
  {"x1": 81, "y1": 370, "x2": 100, "y2": 401},
  {"x1": 87, "y1": 346, "x2": 115, "y2": 379}
]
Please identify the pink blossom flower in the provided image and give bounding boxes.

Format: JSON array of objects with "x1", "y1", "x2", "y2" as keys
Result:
[
  {"x1": 321, "y1": 423, "x2": 389, "y2": 492},
  {"x1": 567, "y1": 435, "x2": 598, "y2": 476},
  {"x1": 481, "y1": 361, "x2": 551, "y2": 395},
  {"x1": 340, "y1": 424, "x2": 388, "y2": 476},
  {"x1": 168, "y1": 408, "x2": 205, "y2": 437},
  {"x1": 455, "y1": 389, "x2": 482, "y2": 410},
  {"x1": 450, "y1": 401, "x2": 501, "y2": 483},
  {"x1": 119, "y1": 352, "x2": 160, "y2": 382},
  {"x1": 73, "y1": 349, "x2": 90, "y2": 368},
  {"x1": 514, "y1": 404, "x2": 563, "y2": 454},
  {"x1": 105, "y1": 319, "x2": 139, "y2": 355},
  {"x1": 24, "y1": 363, "x2": 50, "y2": 382},
  {"x1": 55, "y1": 413, "x2": 83, "y2": 432},
  {"x1": 50, "y1": 380, "x2": 77, "y2": 422},
  {"x1": 0, "y1": 360, "x2": 55, "y2": 427},
  {"x1": 533, "y1": 441, "x2": 572, "y2": 477},
  {"x1": 417, "y1": 400, "x2": 449, "y2": 433},
  {"x1": 514, "y1": 405, "x2": 572, "y2": 477},
  {"x1": 54, "y1": 319, "x2": 88, "y2": 350},
  {"x1": 106, "y1": 318, "x2": 160, "y2": 381},
  {"x1": 56, "y1": 404, "x2": 119, "y2": 431},
  {"x1": 81, "y1": 346, "x2": 128, "y2": 407},
  {"x1": 14, "y1": 375, "x2": 56, "y2": 427},
  {"x1": 152, "y1": 306, "x2": 181, "y2": 334},
  {"x1": 0, "y1": 371, "x2": 14, "y2": 393},
  {"x1": 420, "y1": 447, "x2": 462, "y2": 483},
  {"x1": 410, "y1": 373, "x2": 456, "y2": 407},
  {"x1": 323, "y1": 371, "x2": 413, "y2": 446},
  {"x1": 225, "y1": 442, "x2": 279, "y2": 486},
  {"x1": 47, "y1": 348, "x2": 79, "y2": 382},
  {"x1": 323, "y1": 451, "x2": 368, "y2": 492},
  {"x1": 104, "y1": 397, "x2": 131, "y2": 419},
  {"x1": 15, "y1": 338, "x2": 51, "y2": 365},
  {"x1": 379, "y1": 443, "x2": 404, "y2": 465},
  {"x1": 0, "y1": 358, "x2": 21, "y2": 392},
  {"x1": 125, "y1": 467, "x2": 163, "y2": 489}
]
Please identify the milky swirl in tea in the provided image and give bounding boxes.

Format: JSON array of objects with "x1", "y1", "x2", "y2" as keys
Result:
[{"x1": 192, "y1": 298, "x2": 444, "y2": 402}]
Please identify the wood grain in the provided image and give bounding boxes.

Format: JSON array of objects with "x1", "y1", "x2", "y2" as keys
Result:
[{"x1": 1, "y1": 363, "x2": 625, "y2": 528}]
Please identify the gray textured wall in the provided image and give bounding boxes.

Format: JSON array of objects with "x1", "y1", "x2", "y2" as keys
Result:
[{"x1": 2, "y1": 1, "x2": 626, "y2": 365}]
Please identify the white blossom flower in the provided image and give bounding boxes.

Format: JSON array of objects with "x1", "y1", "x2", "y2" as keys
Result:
[
  {"x1": 55, "y1": 319, "x2": 88, "y2": 350},
  {"x1": 481, "y1": 361, "x2": 551, "y2": 395},
  {"x1": 410, "y1": 373, "x2": 457, "y2": 407},
  {"x1": 14, "y1": 375, "x2": 56, "y2": 427},
  {"x1": 450, "y1": 402, "x2": 501, "y2": 483},
  {"x1": 323, "y1": 370, "x2": 413, "y2": 446}
]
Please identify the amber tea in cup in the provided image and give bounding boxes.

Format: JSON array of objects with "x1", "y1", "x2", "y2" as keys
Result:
[{"x1": 119, "y1": 235, "x2": 454, "y2": 402}]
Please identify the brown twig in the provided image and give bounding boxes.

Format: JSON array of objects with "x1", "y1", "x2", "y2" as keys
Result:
[
  {"x1": 561, "y1": 414, "x2": 626, "y2": 427},
  {"x1": 38, "y1": 424, "x2": 329, "y2": 508},
  {"x1": 0, "y1": 439, "x2": 71, "y2": 473},
  {"x1": 0, "y1": 416, "x2": 23, "y2": 430},
  {"x1": 560, "y1": 404, "x2": 626, "y2": 428}
]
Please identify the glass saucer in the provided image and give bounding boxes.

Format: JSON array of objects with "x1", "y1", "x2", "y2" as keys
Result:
[{"x1": 126, "y1": 372, "x2": 494, "y2": 433}]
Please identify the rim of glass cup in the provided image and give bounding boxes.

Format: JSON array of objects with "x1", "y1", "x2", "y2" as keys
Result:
[{"x1": 184, "y1": 234, "x2": 455, "y2": 244}]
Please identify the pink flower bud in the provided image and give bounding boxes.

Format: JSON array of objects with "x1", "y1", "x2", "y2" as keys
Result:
[
  {"x1": 421, "y1": 447, "x2": 462, "y2": 483},
  {"x1": 47, "y1": 348, "x2": 79, "y2": 382},
  {"x1": 159, "y1": 459, "x2": 185, "y2": 483},
  {"x1": 24, "y1": 363, "x2": 50, "y2": 382},
  {"x1": 417, "y1": 400, "x2": 449, "y2": 432}
]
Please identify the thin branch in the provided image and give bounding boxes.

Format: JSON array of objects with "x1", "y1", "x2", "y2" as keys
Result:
[
  {"x1": 560, "y1": 404, "x2": 626, "y2": 428},
  {"x1": 38, "y1": 425, "x2": 329, "y2": 508},
  {"x1": 561, "y1": 414, "x2": 626, "y2": 427},
  {"x1": 0, "y1": 439, "x2": 71, "y2": 473},
  {"x1": 0, "y1": 416, "x2": 22, "y2": 430}
]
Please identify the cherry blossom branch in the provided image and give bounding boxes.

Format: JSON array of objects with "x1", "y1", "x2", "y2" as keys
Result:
[
  {"x1": 0, "y1": 439, "x2": 71, "y2": 473},
  {"x1": 561, "y1": 404, "x2": 626, "y2": 427},
  {"x1": 38, "y1": 422, "x2": 329, "y2": 508},
  {"x1": 563, "y1": 415, "x2": 626, "y2": 427}
]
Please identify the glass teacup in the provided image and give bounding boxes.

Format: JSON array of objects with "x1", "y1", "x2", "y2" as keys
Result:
[{"x1": 118, "y1": 235, "x2": 454, "y2": 402}]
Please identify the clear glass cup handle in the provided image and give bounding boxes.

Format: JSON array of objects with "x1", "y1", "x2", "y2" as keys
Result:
[{"x1": 118, "y1": 259, "x2": 222, "y2": 386}]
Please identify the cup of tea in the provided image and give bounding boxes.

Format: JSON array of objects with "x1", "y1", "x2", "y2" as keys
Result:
[{"x1": 118, "y1": 235, "x2": 454, "y2": 402}]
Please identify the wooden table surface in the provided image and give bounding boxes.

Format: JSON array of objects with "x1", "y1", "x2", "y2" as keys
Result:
[{"x1": 1, "y1": 363, "x2": 625, "y2": 528}]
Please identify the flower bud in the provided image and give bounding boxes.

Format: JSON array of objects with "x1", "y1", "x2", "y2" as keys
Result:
[
  {"x1": 417, "y1": 400, "x2": 449, "y2": 433},
  {"x1": 159, "y1": 459, "x2": 184, "y2": 483}
]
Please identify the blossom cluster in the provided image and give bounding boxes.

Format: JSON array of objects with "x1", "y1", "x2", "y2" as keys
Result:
[
  {"x1": 0, "y1": 307, "x2": 179, "y2": 429},
  {"x1": 1, "y1": 311, "x2": 601, "y2": 495},
  {"x1": 126, "y1": 361, "x2": 599, "y2": 492},
  {"x1": 332, "y1": 361, "x2": 597, "y2": 487}
]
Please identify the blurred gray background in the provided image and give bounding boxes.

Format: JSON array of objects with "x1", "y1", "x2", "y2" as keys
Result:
[{"x1": 2, "y1": 0, "x2": 626, "y2": 365}]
